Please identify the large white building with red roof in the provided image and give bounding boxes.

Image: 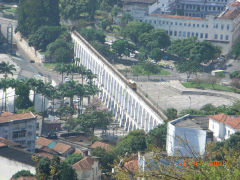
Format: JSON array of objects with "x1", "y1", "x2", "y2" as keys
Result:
[
  {"x1": 124, "y1": 0, "x2": 240, "y2": 54},
  {"x1": 209, "y1": 113, "x2": 240, "y2": 141}
]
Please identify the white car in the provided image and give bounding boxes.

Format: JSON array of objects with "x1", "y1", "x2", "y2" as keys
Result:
[
  {"x1": 65, "y1": 77, "x2": 70, "y2": 82},
  {"x1": 130, "y1": 53, "x2": 135, "y2": 58}
]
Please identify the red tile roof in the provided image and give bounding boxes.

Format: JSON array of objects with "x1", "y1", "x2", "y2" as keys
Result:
[
  {"x1": 52, "y1": 142, "x2": 72, "y2": 154},
  {"x1": 0, "y1": 112, "x2": 35, "y2": 123},
  {"x1": 219, "y1": 9, "x2": 240, "y2": 19},
  {"x1": 74, "y1": 148, "x2": 82, "y2": 154},
  {"x1": 37, "y1": 152, "x2": 54, "y2": 159},
  {"x1": 149, "y1": 14, "x2": 202, "y2": 20},
  {"x1": 90, "y1": 141, "x2": 112, "y2": 151},
  {"x1": 0, "y1": 142, "x2": 6, "y2": 147},
  {"x1": 73, "y1": 156, "x2": 95, "y2": 171},
  {"x1": 210, "y1": 114, "x2": 240, "y2": 129},
  {"x1": 124, "y1": 154, "x2": 138, "y2": 172},
  {"x1": 0, "y1": 137, "x2": 19, "y2": 146},
  {"x1": 229, "y1": 1, "x2": 240, "y2": 8},
  {"x1": 35, "y1": 137, "x2": 53, "y2": 147}
]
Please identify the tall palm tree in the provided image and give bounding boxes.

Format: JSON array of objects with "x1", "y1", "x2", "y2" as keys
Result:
[
  {"x1": 0, "y1": 62, "x2": 16, "y2": 79},
  {"x1": 85, "y1": 69, "x2": 97, "y2": 84},
  {"x1": 54, "y1": 63, "x2": 67, "y2": 83},
  {"x1": 77, "y1": 65, "x2": 87, "y2": 84},
  {"x1": 84, "y1": 83, "x2": 99, "y2": 105},
  {"x1": 75, "y1": 83, "x2": 86, "y2": 115},
  {"x1": 66, "y1": 64, "x2": 78, "y2": 80}
]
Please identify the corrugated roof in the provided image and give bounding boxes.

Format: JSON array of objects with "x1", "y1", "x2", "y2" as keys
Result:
[
  {"x1": 0, "y1": 112, "x2": 35, "y2": 123},
  {"x1": 73, "y1": 156, "x2": 95, "y2": 171}
]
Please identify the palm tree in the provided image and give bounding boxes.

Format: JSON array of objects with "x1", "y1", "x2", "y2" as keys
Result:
[
  {"x1": 66, "y1": 64, "x2": 78, "y2": 80},
  {"x1": 75, "y1": 83, "x2": 86, "y2": 115},
  {"x1": 54, "y1": 63, "x2": 67, "y2": 83},
  {"x1": 0, "y1": 79, "x2": 11, "y2": 111},
  {"x1": 77, "y1": 65, "x2": 87, "y2": 84},
  {"x1": 84, "y1": 84, "x2": 99, "y2": 105},
  {"x1": 0, "y1": 62, "x2": 16, "y2": 79},
  {"x1": 85, "y1": 69, "x2": 97, "y2": 84}
]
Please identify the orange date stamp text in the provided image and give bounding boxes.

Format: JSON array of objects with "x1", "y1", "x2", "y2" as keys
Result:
[{"x1": 178, "y1": 160, "x2": 227, "y2": 167}]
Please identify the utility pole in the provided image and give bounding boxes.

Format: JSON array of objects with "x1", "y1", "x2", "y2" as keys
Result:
[{"x1": 7, "y1": 23, "x2": 13, "y2": 54}]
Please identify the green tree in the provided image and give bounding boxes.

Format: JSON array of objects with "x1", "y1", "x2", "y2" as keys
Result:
[
  {"x1": 231, "y1": 39, "x2": 240, "y2": 58},
  {"x1": 92, "y1": 147, "x2": 117, "y2": 173},
  {"x1": 165, "y1": 108, "x2": 178, "y2": 120},
  {"x1": 80, "y1": 28, "x2": 106, "y2": 44},
  {"x1": 12, "y1": 170, "x2": 35, "y2": 179},
  {"x1": 146, "y1": 124, "x2": 167, "y2": 149},
  {"x1": 0, "y1": 61, "x2": 16, "y2": 79},
  {"x1": 87, "y1": 0, "x2": 97, "y2": 21},
  {"x1": 59, "y1": 161, "x2": 78, "y2": 180},
  {"x1": 176, "y1": 59, "x2": 201, "y2": 81},
  {"x1": 114, "y1": 130, "x2": 147, "y2": 156},
  {"x1": 121, "y1": 21, "x2": 154, "y2": 45},
  {"x1": 15, "y1": 79, "x2": 33, "y2": 109},
  {"x1": 120, "y1": 13, "x2": 133, "y2": 27},
  {"x1": 36, "y1": 157, "x2": 51, "y2": 180},
  {"x1": 112, "y1": 40, "x2": 135, "y2": 58},
  {"x1": 149, "y1": 48, "x2": 163, "y2": 61},
  {"x1": 47, "y1": 38, "x2": 73, "y2": 63},
  {"x1": 28, "y1": 26, "x2": 64, "y2": 51},
  {"x1": 59, "y1": 0, "x2": 88, "y2": 20},
  {"x1": 16, "y1": 0, "x2": 60, "y2": 37},
  {"x1": 54, "y1": 63, "x2": 67, "y2": 82},
  {"x1": 64, "y1": 153, "x2": 83, "y2": 165}
]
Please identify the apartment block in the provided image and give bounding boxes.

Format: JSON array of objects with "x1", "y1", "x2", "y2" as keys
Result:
[{"x1": 0, "y1": 112, "x2": 37, "y2": 152}]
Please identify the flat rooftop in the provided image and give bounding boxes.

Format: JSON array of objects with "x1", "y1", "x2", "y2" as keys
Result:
[{"x1": 173, "y1": 115, "x2": 209, "y2": 130}]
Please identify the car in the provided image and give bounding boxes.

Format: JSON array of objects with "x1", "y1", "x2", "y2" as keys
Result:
[
  {"x1": 73, "y1": 99, "x2": 80, "y2": 103},
  {"x1": 130, "y1": 53, "x2": 135, "y2": 58},
  {"x1": 30, "y1": 60, "x2": 35, "y2": 63},
  {"x1": 64, "y1": 101, "x2": 69, "y2": 105},
  {"x1": 64, "y1": 77, "x2": 70, "y2": 82}
]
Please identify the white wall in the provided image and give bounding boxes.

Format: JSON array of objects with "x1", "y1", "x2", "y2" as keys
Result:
[
  {"x1": 0, "y1": 156, "x2": 35, "y2": 180},
  {"x1": 209, "y1": 118, "x2": 225, "y2": 141},
  {"x1": 225, "y1": 125, "x2": 236, "y2": 140},
  {"x1": 167, "y1": 117, "x2": 207, "y2": 157}
]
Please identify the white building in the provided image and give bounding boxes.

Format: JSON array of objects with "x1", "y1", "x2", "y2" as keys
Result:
[
  {"x1": 209, "y1": 113, "x2": 240, "y2": 141},
  {"x1": 167, "y1": 114, "x2": 213, "y2": 157},
  {"x1": 73, "y1": 156, "x2": 101, "y2": 180},
  {"x1": 124, "y1": 0, "x2": 240, "y2": 54},
  {"x1": 0, "y1": 112, "x2": 37, "y2": 152},
  {"x1": 0, "y1": 139, "x2": 36, "y2": 180}
]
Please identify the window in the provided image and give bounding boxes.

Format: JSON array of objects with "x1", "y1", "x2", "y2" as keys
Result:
[
  {"x1": 170, "y1": 31, "x2": 173, "y2": 36},
  {"x1": 188, "y1": 23, "x2": 191, "y2": 27},
  {"x1": 220, "y1": 34, "x2": 223, "y2": 40},
  {"x1": 206, "y1": 25, "x2": 208, "y2": 28},
  {"x1": 174, "y1": 31, "x2": 177, "y2": 36},
  {"x1": 214, "y1": 34, "x2": 218, "y2": 39},
  {"x1": 197, "y1": 24, "x2": 199, "y2": 27},
  {"x1": 12, "y1": 130, "x2": 26, "y2": 139},
  {"x1": 193, "y1": 24, "x2": 195, "y2": 27},
  {"x1": 221, "y1": 24, "x2": 224, "y2": 30},
  {"x1": 226, "y1": 35, "x2": 229, "y2": 40},
  {"x1": 200, "y1": 33, "x2": 203, "y2": 38},
  {"x1": 187, "y1": 32, "x2": 190, "y2": 37},
  {"x1": 154, "y1": 20, "x2": 156, "y2": 24},
  {"x1": 227, "y1": 24, "x2": 230, "y2": 30},
  {"x1": 205, "y1": 33, "x2": 208, "y2": 38},
  {"x1": 163, "y1": 21, "x2": 165, "y2": 24},
  {"x1": 191, "y1": 32, "x2": 195, "y2": 37},
  {"x1": 179, "y1": 23, "x2": 182, "y2": 26},
  {"x1": 196, "y1": 33, "x2": 198, "y2": 37},
  {"x1": 179, "y1": 31, "x2": 182, "y2": 37},
  {"x1": 183, "y1": 32, "x2": 186, "y2": 37},
  {"x1": 202, "y1": 24, "x2": 204, "y2": 28},
  {"x1": 184, "y1": 23, "x2": 187, "y2": 26},
  {"x1": 175, "y1": 22, "x2": 178, "y2": 25}
]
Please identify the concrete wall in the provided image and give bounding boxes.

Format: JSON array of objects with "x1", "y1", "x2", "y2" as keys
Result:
[
  {"x1": 13, "y1": 32, "x2": 45, "y2": 63},
  {"x1": 0, "y1": 156, "x2": 36, "y2": 180},
  {"x1": 225, "y1": 125, "x2": 236, "y2": 140}
]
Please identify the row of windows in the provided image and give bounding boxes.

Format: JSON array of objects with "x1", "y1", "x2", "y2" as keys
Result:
[
  {"x1": 182, "y1": 5, "x2": 225, "y2": 11},
  {"x1": 144, "y1": 19, "x2": 230, "y2": 31},
  {"x1": 166, "y1": 30, "x2": 229, "y2": 41}
]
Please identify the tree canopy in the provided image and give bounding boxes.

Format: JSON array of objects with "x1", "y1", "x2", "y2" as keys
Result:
[
  {"x1": 80, "y1": 28, "x2": 106, "y2": 44},
  {"x1": 16, "y1": 0, "x2": 60, "y2": 37},
  {"x1": 112, "y1": 40, "x2": 135, "y2": 58}
]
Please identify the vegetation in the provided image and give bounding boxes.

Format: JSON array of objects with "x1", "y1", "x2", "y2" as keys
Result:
[
  {"x1": 230, "y1": 71, "x2": 240, "y2": 79},
  {"x1": 165, "y1": 108, "x2": 178, "y2": 120},
  {"x1": 112, "y1": 40, "x2": 135, "y2": 58},
  {"x1": 64, "y1": 153, "x2": 83, "y2": 165},
  {"x1": 80, "y1": 28, "x2": 106, "y2": 44},
  {"x1": 182, "y1": 81, "x2": 236, "y2": 92},
  {"x1": 12, "y1": 170, "x2": 35, "y2": 179},
  {"x1": 16, "y1": 0, "x2": 60, "y2": 37},
  {"x1": 146, "y1": 124, "x2": 167, "y2": 149},
  {"x1": 132, "y1": 61, "x2": 170, "y2": 76},
  {"x1": 231, "y1": 39, "x2": 240, "y2": 58}
]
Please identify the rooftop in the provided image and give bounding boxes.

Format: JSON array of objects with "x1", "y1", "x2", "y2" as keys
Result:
[
  {"x1": 73, "y1": 156, "x2": 96, "y2": 171},
  {"x1": 52, "y1": 142, "x2": 72, "y2": 154},
  {"x1": 0, "y1": 112, "x2": 35, "y2": 123},
  {"x1": 90, "y1": 141, "x2": 112, "y2": 151},
  {"x1": 210, "y1": 114, "x2": 240, "y2": 129},
  {"x1": 123, "y1": 0, "x2": 156, "y2": 4},
  {"x1": 11, "y1": 177, "x2": 37, "y2": 180},
  {"x1": 149, "y1": 14, "x2": 202, "y2": 20},
  {"x1": 35, "y1": 137, "x2": 53, "y2": 147},
  {"x1": 171, "y1": 115, "x2": 209, "y2": 130}
]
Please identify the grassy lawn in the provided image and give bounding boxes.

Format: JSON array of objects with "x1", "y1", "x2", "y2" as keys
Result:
[
  {"x1": 182, "y1": 82, "x2": 239, "y2": 93},
  {"x1": 132, "y1": 65, "x2": 170, "y2": 76},
  {"x1": 43, "y1": 63, "x2": 56, "y2": 70},
  {"x1": 5, "y1": 7, "x2": 16, "y2": 14}
]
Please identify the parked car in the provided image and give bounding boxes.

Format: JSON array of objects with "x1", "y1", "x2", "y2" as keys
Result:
[
  {"x1": 64, "y1": 77, "x2": 70, "y2": 82},
  {"x1": 30, "y1": 60, "x2": 35, "y2": 63}
]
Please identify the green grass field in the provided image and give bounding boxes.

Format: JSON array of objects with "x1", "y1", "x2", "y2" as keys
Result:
[{"x1": 182, "y1": 82, "x2": 239, "y2": 93}]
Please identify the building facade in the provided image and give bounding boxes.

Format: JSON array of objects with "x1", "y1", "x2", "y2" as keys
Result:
[
  {"x1": 209, "y1": 113, "x2": 240, "y2": 141},
  {"x1": 124, "y1": 0, "x2": 240, "y2": 54},
  {"x1": 0, "y1": 112, "x2": 37, "y2": 152},
  {"x1": 167, "y1": 114, "x2": 213, "y2": 157}
]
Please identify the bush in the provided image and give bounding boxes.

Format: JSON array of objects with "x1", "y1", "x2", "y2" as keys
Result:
[{"x1": 230, "y1": 71, "x2": 240, "y2": 79}]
